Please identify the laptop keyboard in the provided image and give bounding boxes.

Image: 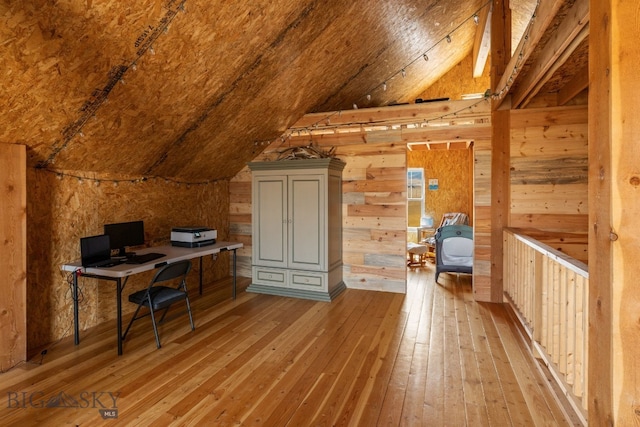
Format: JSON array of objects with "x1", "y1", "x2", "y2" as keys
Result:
[
  {"x1": 87, "y1": 259, "x2": 124, "y2": 268},
  {"x1": 126, "y1": 253, "x2": 166, "y2": 264}
]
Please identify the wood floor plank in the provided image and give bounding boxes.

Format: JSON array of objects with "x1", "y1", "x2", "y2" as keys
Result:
[
  {"x1": 442, "y1": 282, "x2": 467, "y2": 426},
  {"x1": 0, "y1": 270, "x2": 577, "y2": 426},
  {"x1": 491, "y1": 304, "x2": 575, "y2": 426},
  {"x1": 456, "y1": 279, "x2": 491, "y2": 426},
  {"x1": 285, "y1": 294, "x2": 392, "y2": 425},
  {"x1": 422, "y1": 281, "x2": 444, "y2": 424},
  {"x1": 240, "y1": 295, "x2": 364, "y2": 425},
  {"x1": 377, "y1": 269, "x2": 432, "y2": 426},
  {"x1": 258, "y1": 290, "x2": 377, "y2": 426},
  {"x1": 342, "y1": 292, "x2": 407, "y2": 425},
  {"x1": 463, "y1": 287, "x2": 514, "y2": 425},
  {"x1": 478, "y1": 301, "x2": 534, "y2": 427},
  {"x1": 204, "y1": 299, "x2": 350, "y2": 425}
]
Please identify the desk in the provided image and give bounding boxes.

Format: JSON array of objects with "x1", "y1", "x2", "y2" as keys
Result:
[{"x1": 61, "y1": 241, "x2": 243, "y2": 355}]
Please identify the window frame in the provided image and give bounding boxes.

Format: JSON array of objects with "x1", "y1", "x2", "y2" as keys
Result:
[{"x1": 407, "y1": 168, "x2": 425, "y2": 228}]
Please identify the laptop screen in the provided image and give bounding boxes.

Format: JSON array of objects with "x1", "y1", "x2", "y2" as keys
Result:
[{"x1": 80, "y1": 235, "x2": 111, "y2": 267}]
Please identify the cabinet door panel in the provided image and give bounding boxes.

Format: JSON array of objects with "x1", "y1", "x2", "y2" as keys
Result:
[
  {"x1": 289, "y1": 175, "x2": 325, "y2": 270},
  {"x1": 254, "y1": 177, "x2": 287, "y2": 267}
]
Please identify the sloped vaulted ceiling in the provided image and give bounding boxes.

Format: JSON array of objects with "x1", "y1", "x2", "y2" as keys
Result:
[{"x1": 2, "y1": 0, "x2": 538, "y2": 181}]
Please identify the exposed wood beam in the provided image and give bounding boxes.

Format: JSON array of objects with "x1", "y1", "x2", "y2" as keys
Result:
[
  {"x1": 291, "y1": 100, "x2": 489, "y2": 129},
  {"x1": 373, "y1": 140, "x2": 473, "y2": 151},
  {"x1": 558, "y1": 64, "x2": 589, "y2": 105},
  {"x1": 512, "y1": 0, "x2": 590, "y2": 108},
  {"x1": 473, "y1": 3, "x2": 492, "y2": 78},
  {"x1": 0, "y1": 143, "x2": 27, "y2": 371},
  {"x1": 520, "y1": 24, "x2": 590, "y2": 108},
  {"x1": 589, "y1": 1, "x2": 640, "y2": 424},
  {"x1": 494, "y1": 0, "x2": 565, "y2": 109},
  {"x1": 490, "y1": 0, "x2": 511, "y2": 303}
]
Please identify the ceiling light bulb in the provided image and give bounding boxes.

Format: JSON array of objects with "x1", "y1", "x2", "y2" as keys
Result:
[
  {"x1": 473, "y1": 14, "x2": 479, "y2": 25},
  {"x1": 382, "y1": 82, "x2": 387, "y2": 91},
  {"x1": 446, "y1": 34, "x2": 452, "y2": 43},
  {"x1": 423, "y1": 53, "x2": 429, "y2": 61},
  {"x1": 366, "y1": 94, "x2": 371, "y2": 101},
  {"x1": 401, "y1": 69, "x2": 406, "y2": 78},
  {"x1": 353, "y1": 103, "x2": 358, "y2": 110}
]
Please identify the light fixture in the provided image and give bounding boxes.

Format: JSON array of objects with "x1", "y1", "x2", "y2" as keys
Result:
[
  {"x1": 473, "y1": 14, "x2": 479, "y2": 25},
  {"x1": 401, "y1": 68, "x2": 406, "y2": 78},
  {"x1": 423, "y1": 53, "x2": 429, "y2": 61},
  {"x1": 446, "y1": 34, "x2": 452, "y2": 43},
  {"x1": 382, "y1": 82, "x2": 387, "y2": 91}
]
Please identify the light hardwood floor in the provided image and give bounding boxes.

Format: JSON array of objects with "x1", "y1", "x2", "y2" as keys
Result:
[{"x1": 0, "y1": 264, "x2": 577, "y2": 426}]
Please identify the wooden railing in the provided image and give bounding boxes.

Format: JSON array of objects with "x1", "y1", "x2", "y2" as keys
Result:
[{"x1": 503, "y1": 229, "x2": 589, "y2": 425}]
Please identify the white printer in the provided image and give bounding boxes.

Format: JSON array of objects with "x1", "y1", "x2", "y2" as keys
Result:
[{"x1": 170, "y1": 226, "x2": 217, "y2": 248}]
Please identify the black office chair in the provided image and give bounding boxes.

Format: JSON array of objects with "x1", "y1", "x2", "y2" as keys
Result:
[{"x1": 122, "y1": 260, "x2": 195, "y2": 348}]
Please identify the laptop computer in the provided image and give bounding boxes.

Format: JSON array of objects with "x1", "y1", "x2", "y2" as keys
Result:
[{"x1": 80, "y1": 234, "x2": 122, "y2": 268}]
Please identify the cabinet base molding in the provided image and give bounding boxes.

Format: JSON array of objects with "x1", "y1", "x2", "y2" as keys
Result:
[{"x1": 246, "y1": 281, "x2": 346, "y2": 302}]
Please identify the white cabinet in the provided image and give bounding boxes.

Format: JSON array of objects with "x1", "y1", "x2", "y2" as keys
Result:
[{"x1": 247, "y1": 158, "x2": 346, "y2": 301}]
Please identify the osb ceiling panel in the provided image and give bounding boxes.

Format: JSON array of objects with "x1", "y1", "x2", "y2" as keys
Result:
[
  {"x1": 538, "y1": 38, "x2": 588, "y2": 94},
  {"x1": 3, "y1": 0, "x2": 532, "y2": 181}
]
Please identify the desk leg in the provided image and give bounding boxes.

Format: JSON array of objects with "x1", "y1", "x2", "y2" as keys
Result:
[
  {"x1": 116, "y1": 278, "x2": 123, "y2": 356},
  {"x1": 232, "y1": 248, "x2": 237, "y2": 300},
  {"x1": 199, "y1": 256, "x2": 203, "y2": 295},
  {"x1": 73, "y1": 271, "x2": 80, "y2": 345}
]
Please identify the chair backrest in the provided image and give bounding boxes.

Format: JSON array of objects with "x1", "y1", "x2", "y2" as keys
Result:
[
  {"x1": 151, "y1": 260, "x2": 192, "y2": 285},
  {"x1": 439, "y1": 212, "x2": 469, "y2": 228}
]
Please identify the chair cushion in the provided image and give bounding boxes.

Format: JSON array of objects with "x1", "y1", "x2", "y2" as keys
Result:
[
  {"x1": 129, "y1": 286, "x2": 187, "y2": 311},
  {"x1": 407, "y1": 242, "x2": 428, "y2": 255}
]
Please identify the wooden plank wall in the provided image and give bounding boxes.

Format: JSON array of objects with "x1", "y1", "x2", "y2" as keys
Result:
[
  {"x1": 230, "y1": 100, "x2": 493, "y2": 298},
  {"x1": 473, "y1": 134, "x2": 493, "y2": 301},
  {"x1": 26, "y1": 168, "x2": 231, "y2": 353},
  {"x1": 0, "y1": 143, "x2": 27, "y2": 371},
  {"x1": 510, "y1": 105, "x2": 589, "y2": 262}
]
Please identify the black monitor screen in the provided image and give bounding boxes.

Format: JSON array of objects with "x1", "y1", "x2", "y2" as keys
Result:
[{"x1": 103, "y1": 220, "x2": 145, "y2": 256}]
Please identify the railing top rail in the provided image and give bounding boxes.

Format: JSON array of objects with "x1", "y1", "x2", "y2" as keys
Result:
[{"x1": 504, "y1": 228, "x2": 589, "y2": 278}]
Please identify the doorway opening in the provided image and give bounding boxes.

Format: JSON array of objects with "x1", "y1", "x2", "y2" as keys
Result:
[{"x1": 406, "y1": 141, "x2": 474, "y2": 270}]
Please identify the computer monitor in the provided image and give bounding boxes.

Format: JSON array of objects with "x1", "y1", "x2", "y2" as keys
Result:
[{"x1": 103, "y1": 220, "x2": 145, "y2": 256}]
